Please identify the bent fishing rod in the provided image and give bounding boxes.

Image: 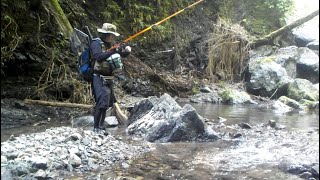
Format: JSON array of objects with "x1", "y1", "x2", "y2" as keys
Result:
[{"x1": 108, "y1": 0, "x2": 204, "y2": 51}]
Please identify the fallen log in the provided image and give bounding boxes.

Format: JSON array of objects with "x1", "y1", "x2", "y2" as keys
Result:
[
  {"x1": 24, "y1": 99, "x2": 92, "y2": 108},
  {"x1": 24, "y1": 99, "x2": 128, "y2": 125},
  {"x1": 249, "y1": 9, "x2": 319, "y2": 48}
]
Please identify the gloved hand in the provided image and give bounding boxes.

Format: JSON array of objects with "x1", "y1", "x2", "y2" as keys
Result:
[{"x1": 115, "y1": 44, "x2": 131, "y2": 54}]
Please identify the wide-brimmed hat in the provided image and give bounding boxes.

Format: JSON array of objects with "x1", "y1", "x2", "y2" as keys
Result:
[{"x1": 97, "y1": 23, "x2": 120, "y2": 36}]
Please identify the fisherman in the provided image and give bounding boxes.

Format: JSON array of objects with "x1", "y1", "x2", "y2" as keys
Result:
[{"x1": 90, "y1": 23, "x2": 131, "y2": 134}]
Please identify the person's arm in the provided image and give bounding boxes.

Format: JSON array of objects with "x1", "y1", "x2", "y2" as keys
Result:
[{"x1": 90, "y1": 40, "x2": 114, "y2": 62}]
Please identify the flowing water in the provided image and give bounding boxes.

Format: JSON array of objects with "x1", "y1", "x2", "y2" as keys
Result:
[{"x1": 1, "y1": 103, "x2": 319, "y2": 179}]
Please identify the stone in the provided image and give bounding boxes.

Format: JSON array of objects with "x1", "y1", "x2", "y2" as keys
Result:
[
  {"x1": 238, "y1": 122, "x2": 252, "y2": 129},
  {"x1": 105, "y1": 116, "x2": 119, "y2": 127},
  {"x1": 1, "y1": 156, "x2": 8, "y2": 164},
  {"x1": 70, "y1": 133, "x2": 82, "y2": 141},
  {"x1": 268, "y1": 120, "x2": 277, "y2": 128},
  {"x1": 127, "y1": 93, "x2": 220, "y2": 142},
  {"x1": 33, "y1": 169, "x2": 46, "y2": 179},
  {"x1": 246, "y1": 56, "x2": 291, "y2": 98},
  {"x1": 288, "y1": 79, "x2": 319, "y2": 101},
  {"x1": 199, "y1": 86, "x2": 212, "y2": 93},
  {"x1": 31, "y1": 156, "x2": 48, "y2": 169},
  {"x1": 69, "y1": 153, "x2": 81, "y2": 167}
]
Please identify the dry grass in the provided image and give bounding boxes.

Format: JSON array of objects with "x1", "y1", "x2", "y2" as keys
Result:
[
  {"x1": 36, "y1": 48, "x2": 94, "y2": 104},
  {"x1": 206, "y1": 17, "x2": 253, "y2": 82}
]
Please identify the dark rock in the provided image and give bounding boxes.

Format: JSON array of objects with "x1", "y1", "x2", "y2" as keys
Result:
[
  {"x1": 126, "y1": 93, "x2": 220, "y2": 142},
  {"x1": 238, "y1": 122, "x2": 252, "y2": 129},
  {"x1": 310, "y1": 165, "x2": 319, "y2": 178},
  {"x1": 307, "y1": 41, "x2": 319, "y2": 51},
  {"x1": 15, "y1": 163, "x2": 30, "y2": 176},
  {"x1": 14, "y1": 101, "x2": 29, "y2": 110},
  {"x1": 268, "y1": 120, "x2": 277, "y2": 128},
  {"x1": 296, "y1": 47, "x2": 319, "y2": 84},
  {"x1": 233, "y1": 133, "x2": 242, "y2": 138},
  {"x1": 199, "y1": 86, "x2": 212, "y2": 93},
  {"x1": 300, "y1": 171, "x2": 313, "y2": 179}
]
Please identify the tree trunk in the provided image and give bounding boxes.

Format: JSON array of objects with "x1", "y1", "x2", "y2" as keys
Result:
[{"x1": 249, "y1": 10, "x2": 319, "y2": 48}]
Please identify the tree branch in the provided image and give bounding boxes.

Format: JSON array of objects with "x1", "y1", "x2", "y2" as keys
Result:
[{"x1": 249, "y1": 9, "x2": 319, "y2": 48}]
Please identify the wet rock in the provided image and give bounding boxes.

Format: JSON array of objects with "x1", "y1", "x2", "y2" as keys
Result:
[
  {"x1": 127, "y1": 93, "x2": 220, "y2": 142},
  {"x1": 72, "y1": 116, "x2": 94, "y2": 127},
  {"x1": 14, "y1": 101, "x2": 29, "y2": 110},
  {"x1": 268, "y1": 120, "x2": 277, "y2": 128},
  {"x1": 278, "y1": 96, "x2": 304, "y2": 110},
  {"x1": 272, "y1": 101, "x2": 292, "y2": 114},
  {"x1": 232, "y1": 133, "x2": 242, "y2": 138},
  {"x1": 105, "y1": 116, "x2": 119, "y2": 127},
  {"x1": 199, "y1": 86, "x2": 212, "y2": 93},
  {"x1": 238, "y1": 122, "x2": 252, "y2": 129},
  {"x1": 288, "y1": 79, "x2": 319, "y2": 102},
  {"x1": 219, "y1": 89, "x2": 256, "y2": 104}
]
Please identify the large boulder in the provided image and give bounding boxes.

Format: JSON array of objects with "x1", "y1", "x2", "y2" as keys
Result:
[
  {"x1": 246, "y1": 56, "x2": 293, "y2": 99},
  {"x1": 273, "y1": 46, "x2": 299, "y2": 78},
  {"x1": 296, "y1": 47, "x2": 319, "y2": 84},
  {"x1": 292, "y1": 29, "x2": 317, "y2": 47},
  {"x1": 287, "y1": 79, "x2": 319, "y2": 102},
  {"x1": 126, "y1": 94, "x2": 220, "y2": 142}
]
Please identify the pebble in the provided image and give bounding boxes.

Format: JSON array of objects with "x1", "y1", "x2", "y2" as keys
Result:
[{"x1": 0, "y1": 126, "x2": 149, "y2": 179}]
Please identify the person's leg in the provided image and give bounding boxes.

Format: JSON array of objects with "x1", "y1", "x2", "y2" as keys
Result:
[
  {"x1": 92, "y1": 75, "x2": 108, "y2": 132},
  {"x1": 98, "y1": 84, "x2": 111, "y2": 129}
]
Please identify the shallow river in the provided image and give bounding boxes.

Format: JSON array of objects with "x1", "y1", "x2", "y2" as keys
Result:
[{"x1": 1, "y1": 103, "x2": 319, "y2": 179}]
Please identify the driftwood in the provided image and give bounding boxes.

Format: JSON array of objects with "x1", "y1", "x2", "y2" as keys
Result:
[
  {"x1": 24, "y1": 99, "x2": 92, "y2": 108},
  {"x1": 249, "y1": 9, "x2": 319, "y2": 48},
  {"x1": 112, "y1": 102, "x2": 128, "y2": 126}
]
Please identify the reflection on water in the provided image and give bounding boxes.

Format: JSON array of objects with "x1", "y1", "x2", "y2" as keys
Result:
[{"x1": 180, "y1": 103, "x2": 319, "y2": 130}]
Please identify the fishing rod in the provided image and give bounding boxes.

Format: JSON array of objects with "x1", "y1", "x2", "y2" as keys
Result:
[{"x1": 108, "y1": 0, "x2": 204, "y2": 51}]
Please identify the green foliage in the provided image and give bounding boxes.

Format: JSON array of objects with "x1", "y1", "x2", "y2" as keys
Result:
[
  {"x1": 100, "y1": 0, "x2": 192, "y2": 43},
  {"x1": 218, "y1": 0, "x2": 294, "y2": 37}
]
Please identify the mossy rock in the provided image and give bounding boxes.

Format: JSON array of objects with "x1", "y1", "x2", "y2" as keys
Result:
[
  {"x1": 287, "y1": 79, "x2": 319, "y2": 101},
  {"x1": 219, "y1": 89, "x2": 254, "y2": 104},
  {"x1": 278, "y1": 96, "x2": 303, "y2": 109}
]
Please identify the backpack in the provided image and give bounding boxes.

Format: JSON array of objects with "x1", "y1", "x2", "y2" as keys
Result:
[
  {"x1": 77, "y1": 38, "x2": 101, "y2": 82},
  {"x1": 70, "y1": 28, "x2": 98, "y2": 82}
]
